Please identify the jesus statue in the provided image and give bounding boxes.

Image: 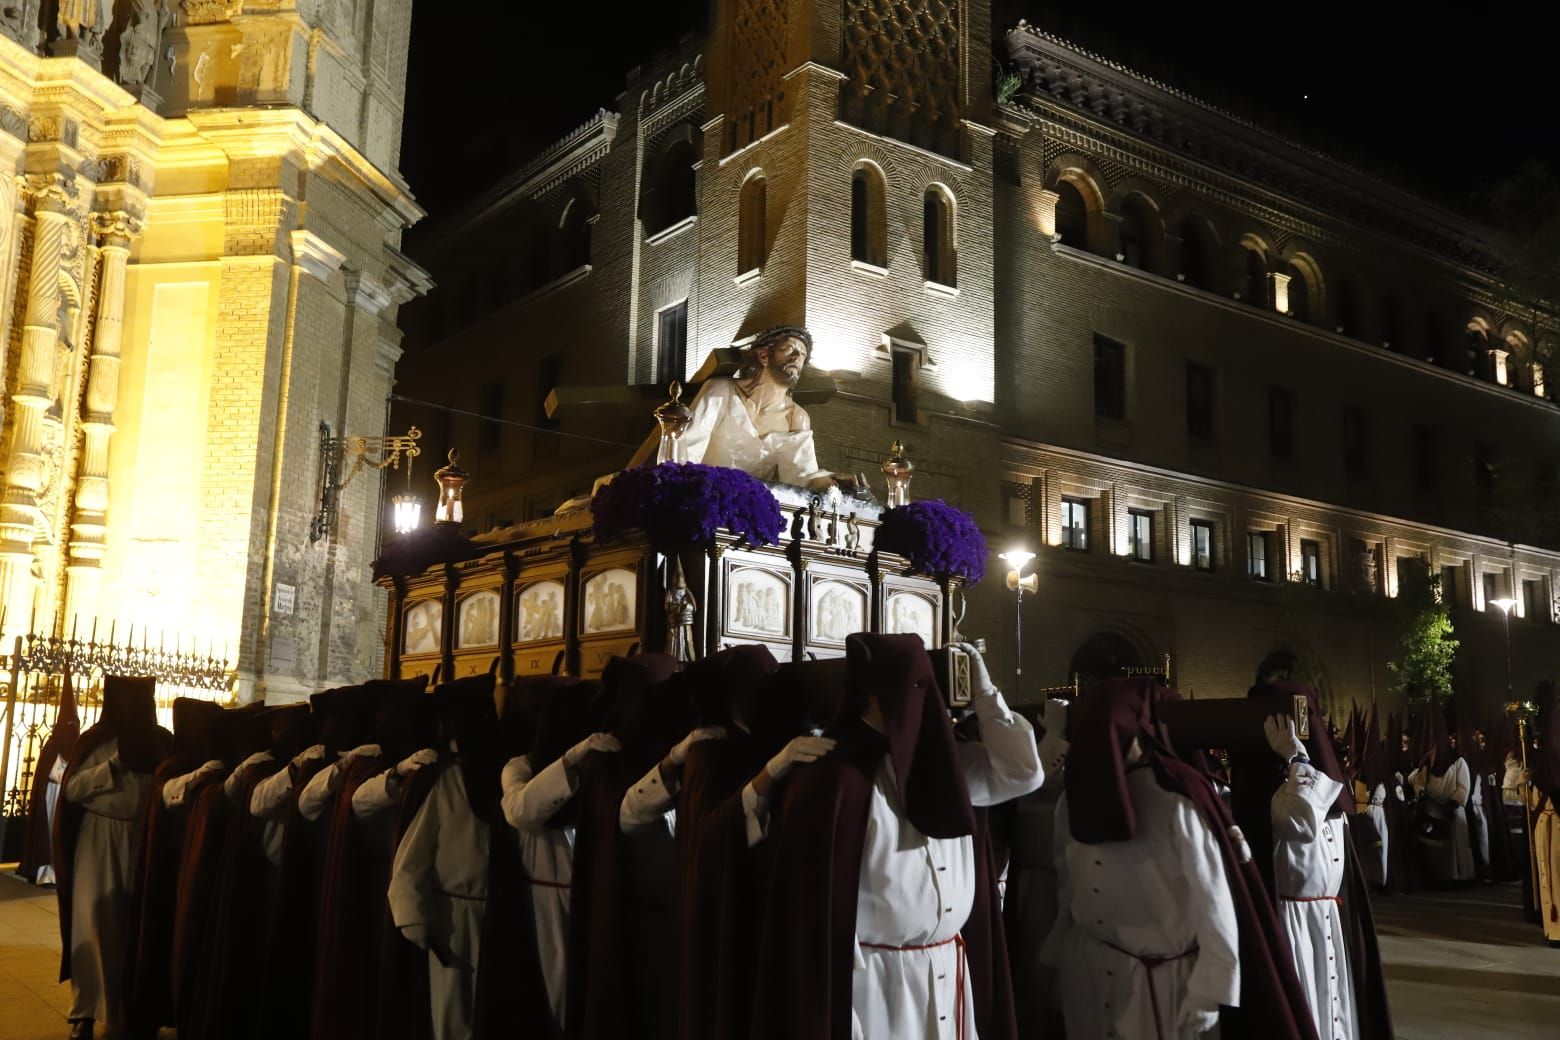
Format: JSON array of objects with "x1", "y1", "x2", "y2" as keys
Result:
[{"x1": 676, "y1": 325, "x2": 857, "y2": 492}]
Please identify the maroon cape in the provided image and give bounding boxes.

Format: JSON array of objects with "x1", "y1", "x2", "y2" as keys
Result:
[
  {"x1": 748, "y1": 716, "x2": 1017, "y2": 1040},
  {"x1": 310, "y1": 754, "x2": 393, "y2": 1040},
  {"x1": 123, "y1": 754, "x2": 199, "y2": 1038},
  {"x1": 257, "y1": 756, "x2": 332, "y2": 1038},
  {"x1": 170, "y1": 768, "x2": 237, "y2": 1039},
  {"x1": 376, "y1": 757, "x2": 444, "y2": 1040}
]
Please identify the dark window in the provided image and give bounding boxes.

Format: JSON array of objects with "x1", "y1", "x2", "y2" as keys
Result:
[
  {"x1": 739, "y1": 173, "x2": 767, "y2": 273},
  {"x1": 1061, "y1": 498, "x2": 1089, "y2": 552},
  {"x1": 1474, "y1": 441, "x2": 1496, "y2": 506},
  {"x1": 1243, "y1": 248, "x2": 1267, "y2": 306},
  {"x1": 1284, "y1": 264, "x2": 1309, "y2": 322},
  {"x1": 479, "y1": 382, "x2": 503, "y2": 453},
  {"x1": 1178, "y1": 218, "x2": 1213, "y2": 290},
  {"x1": 1343, "y1": 407, "x2": 1367, "y2": 477},
  {"x1": 656, "y1": 301, "x2": 688, "y2": 383},
  {"x1": 1300, "y1": 539, "x2": 1322, "y2": 588},
  {"x1": 923, "y1": 188, "x2": 956, "y2": 287},
  {"x1": 1412, "y1": 426, "x2": 1437, "y2": 496},
  {"x1": 1094, "y1": 336, "x2": 1127, "y2": 421},
  {"x1": 1055, "y1": 181, "x2": 1088, "y2": 248},
  {"x1": 1247, "y1": 531, "x2": 1269, "y2": 581},
  {"x1": 891, "y1": 347, "x2": 919, "y2": 424},
  {"x1": 1381, "y1": 296, "x2": 1403, "y2": 351},
  {"x1": 1186, "y1": 363, "x2": 1214, "y2": 439},
  {"x1": 850, "y1": 166, "x2": 887, "y2": 267},
  {"x1": 1440, "y1": 565, "x2": 1460, "y2": 608},
  {"x1": 1524, "y1": 578, "x2": 1546, "y2": 622},
  {"x1": 1128, "y1": 509, "x2": 1154, "y2": 562},
  {"x1": 1118, "y1": 196, "x2": 1156, "y2": 271},
  {"x1": 1269, "y1": 387, "x2": 1293, "y2": 460},
  {"x1": 644, "y1": 138, "x2": 697, "y2": 235},
  {"x1": 1397, "y1": 556, "x2": 1426, "y2": 595},
  {"x1": 1335, "y1": 278, "x2": 1360, "y2": 338},
  {"x1": 1190, "y1": 520, "x2": 1214, "y2": 572},
  {"x1": 1482, "y1": 572, "x2": 1501, "y2": 612}
]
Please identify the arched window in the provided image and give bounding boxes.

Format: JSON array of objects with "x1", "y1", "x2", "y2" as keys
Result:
[
  {"x1": 1178, "y1": 217, "x2": 1214, "y2": 290},
  {"x1": 1055, "y1": 181, "x2": 1088, "y2": 249},
  {"x1": 923, "y1": 186, "x2": 956, "y2": 287},
  {"x1": 1242, "y1": 246, "x2": 1268, "y2": 307},
  {"x1": 554, "y1": 196, "x2": 592, "y2": 277},
  {"x1": 1283, "y1": 262, "x2": 1311, "y2": 323},
  {"x1": 851, "y1": 163, "x2": 887, "y2": 268},
  {"x1": 738, "y1": 171, "x2": 767, "y2": 274},
  {"x1": 644, "y1": 137, "x2": 697, "y2": 235},
  {"x1": 1335, "y1": 278, "x2": 1361, "y2": 338},
  {"x1": 1464, "y1": 321, "x2": 1490, "y2": 376},
  {"x1": 1117, "y1": 195, "x2": 1159, "y2": 273}
]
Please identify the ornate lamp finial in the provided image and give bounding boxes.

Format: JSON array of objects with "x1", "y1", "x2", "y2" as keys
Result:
[
  {"x1": 655, "y1": 380, "x2": 693, "y2": 464},
  {"x1": 881, "y1": 440, "x2": 914, "y2": 508}
]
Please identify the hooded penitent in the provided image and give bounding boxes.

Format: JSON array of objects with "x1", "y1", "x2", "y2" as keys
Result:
[
  {"x1": 671, "y1": 646, "x2": 781, "y2": 1040},
  {"x1": 749, "y1": 634, "x2": 1016, "y2": 1040},
  {"x1": 53, "y1": 675, "x2": 169, "y2": 984},
  {"x1": 19, "y1": 666, "x2": 82, "y2": 884},
  {"x1": 565, "y1": 653, "x2": 681, "y2": 1040}
]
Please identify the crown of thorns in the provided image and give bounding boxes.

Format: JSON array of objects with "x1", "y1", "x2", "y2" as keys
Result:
[{"x1": 750, "y1": 325, "x2": 813, "y2": 356}]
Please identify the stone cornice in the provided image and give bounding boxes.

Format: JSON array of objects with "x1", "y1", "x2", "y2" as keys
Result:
[
  {"x1": 415, "y1": 110, "x2": 619, "y2": 255},
  {"x1": 1003, "y1": 24, "x2": 1506, "y2": 277},
  {"x1": 382, "y1": 245, "x2": 434, "y2": 303},
  {"x1": 290, "y1": 228, "x2": 347, "y2": 283}
]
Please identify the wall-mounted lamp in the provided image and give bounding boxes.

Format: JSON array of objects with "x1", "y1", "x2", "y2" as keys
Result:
[
  {"x1": 433, "y1": 449, "x2": 469, "y2": 526},
  {"x1": 311, "y1": 423, "x2": 422, "y2": 544}
]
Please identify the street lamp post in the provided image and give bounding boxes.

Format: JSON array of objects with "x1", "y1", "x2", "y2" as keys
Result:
[
  {"x1": 1490, "y1": 596, "x2": 1517, "y2": 700},
  {"x1": 999, "y1": 548, "x2": 1037, "y2": 696}
]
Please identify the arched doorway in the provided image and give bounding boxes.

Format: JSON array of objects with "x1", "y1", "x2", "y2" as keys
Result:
[{"x1": 1068, "y1": 631, "x2": 1148, "y2": 685}]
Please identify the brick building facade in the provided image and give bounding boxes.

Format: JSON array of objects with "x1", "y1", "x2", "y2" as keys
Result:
[
  {"x1": 393, "y1": 4, "x2": 1560, "y2": 713},
  {"x1": 0, "y1": 3, "x2": 427, "y2": 701}
]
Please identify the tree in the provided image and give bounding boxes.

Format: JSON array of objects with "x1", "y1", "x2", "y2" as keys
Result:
[{"x1": 1386, "y1": 567, "x2": 1459, "y2": 704}]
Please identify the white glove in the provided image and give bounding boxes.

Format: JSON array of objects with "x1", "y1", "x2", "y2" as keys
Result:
[
  {"x1": 1394, "y1": 785, "x2": 1405, "y2": 802},
  {"x1": 1037, "y1": 699, "x2": 1069, "y2": 773},
  {"x1": 764, "y1": 735, "x2": 836, "y2": 782},
  {"x1": 1263, "y1": 714, "x2": 1305, "y2": 763},
  {"x1": 564, "y1": 732, "x2": 621, "y2": 767},
  {"x1": 667, "y1": 726, "x2": 726, "y2": 767},
  {"x1": 400, "y1": 922, "x2": 430, "y2": 951},
  {"x1": 1178, "y1": 1005, "x2": 1221, "y2": 1035},
  {"x1": 237, "y1": 751, "x2": 273, "y2": 771},
  {"x1": 396, "y1": 748, "x2": 439, "y2": 776},
  {"x1": 341, "y1": 743, "x2": 382, "y2": 763},
  {"x1": 197, "y1": 759, "x2": 225, "y2": 777},
  {"x1": 292, "y1": 744, "x2": 328, "y2": 768},
  {"x1": 952, "y1": 641, "x2": 997, "y2": 700}
]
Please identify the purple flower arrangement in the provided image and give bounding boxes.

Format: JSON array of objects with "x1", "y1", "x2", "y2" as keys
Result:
[
  {"x1": 592, "y1": 462, "x2": 786, "y2": 550},
  {"x1": 876, "y1": 500, "x2": 988, "y2": 584}
]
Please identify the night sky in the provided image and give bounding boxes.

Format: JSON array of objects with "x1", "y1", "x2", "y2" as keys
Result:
[{"x1": 400, "y1": 2, "x2": 1557, "y2": 227}]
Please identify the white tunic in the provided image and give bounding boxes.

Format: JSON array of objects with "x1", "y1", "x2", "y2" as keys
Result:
[
  {"x1": 501, "y1": 755, "x2": 577, "y2": 1030},
  {"x1": 352, "y1": 767, "x2": 408, "y2": 819},
  {"x1": 1272, "y1": 762, "x2": 1358, "y2": 1040},
  {"x1": 1045, "y1": 770, "x2": 1240, "y2": 1040},
  {"x1": 389, "y1": 764, "x2": 490, "y2": 1040},
  {"x1": 1354, "y1": 782, "x2": 1389, "y2": 885},
  {"x1": 64, "y1": 738, "x2": 152, "y2": 1028},
  {"x1": 1468, "y1": 772, "x2": 1490, "y2": 868},
  {"x1": 1409, "y1": 758, "x2": 1474, "y2": 881},
  {"x1": 852, "y1": 690, "x2": 1042, "y2": 1040},
  {"x1": 678, "y1": 379, "x2": 829, "y2": 486}
]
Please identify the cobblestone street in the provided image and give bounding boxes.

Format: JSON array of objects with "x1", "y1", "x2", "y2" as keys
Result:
[{"x1": 1, "y1": 867, "x2": 1557, "y2": 1038}]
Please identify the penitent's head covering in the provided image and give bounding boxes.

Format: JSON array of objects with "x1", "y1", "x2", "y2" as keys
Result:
[
  {"x1": 435, "y1": 673, "x2": 502, "y2": 821},
  {"x1": 365, "y1": 676, "x2": 434, "y2": 763},
  {"x1": 1251, "y1": 679, "x2": 1353, "y2": 816},
  {"x1": 608, "y1": 654, "x2": 694, "y2": 777},
  {"x1": 311, "y1": 685, "x2": 375, "y2": 755},
  {"x1": 1066, "y1": 676, "x2": 1161, "y2": 844},
  {"x1": 1359, "y1": 703, "x2": 1393, "y2": 790},
  {"x1": 267, "y1": 703, "x2": 315, "y2": 762},
  {"x1": 501, "y1": 675, "x2": 578, "y2": 758},
  {"x1": 687, "y1": 644, "x2": 780, "y2": 729},
  {"x1": 94, "y1": 675, "x2": 164, "y2": 772},
  {"x1": 170, "y1": 697, "x2": 222, "y2": 763},
  {"x1": 1423, "y1": 698, "x2": 1456, "y2": 777},
  {"x1": 845, "y1": 633, "x2": 973, "y2": 840}
]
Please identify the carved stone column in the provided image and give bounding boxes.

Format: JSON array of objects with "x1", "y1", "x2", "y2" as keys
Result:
[
  {"x1": 64, "y1": 211, "x2": 141, "y2": 624},
  {"x1": 0, "y1": 175, "x2": 76, "y2": 637}
]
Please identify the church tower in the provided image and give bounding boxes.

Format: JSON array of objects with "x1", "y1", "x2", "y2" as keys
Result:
[
  {"x1": 697, "y1": 0, "x2": 998, "y2": 489},
  {"x1": 0, "y1": 4, "x2": 428, "y2": 700}
]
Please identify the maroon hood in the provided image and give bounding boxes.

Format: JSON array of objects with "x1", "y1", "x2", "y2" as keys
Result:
[
  {"x1": 1252, "y1": 680, "x2": 1353, "y2": 816},
  {"x1": 1067, "y1": 676, "x2": 1162, "y2": 844},
  {"x1": 843, "y1": 633, "x2": 973, "y2": 840}
]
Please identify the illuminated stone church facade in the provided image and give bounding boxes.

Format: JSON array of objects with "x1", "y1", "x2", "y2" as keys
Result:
[
  {"x1": 395, "y1": 1, "x2": 1560, "y2": 709},
  {"x1": 0, "y1": 3, "x2": 427, "y2": 700}
]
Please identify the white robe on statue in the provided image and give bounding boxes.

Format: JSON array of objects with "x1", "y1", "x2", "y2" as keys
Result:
[
  {"x1": 1410, "y1": 758, "x2": 1475, "y2": 881},
  {"x1": 851, "y1": 689, "x2": 1042, "y2": 1040},
  {"x1": 1044, "y1": 771, "x2": 1240, "y2": 1040},
  {"x1": 64, "y1": 738, "x2": 152, "y2": 1030},
  {"x1": 1272, "y1": 762, "x2": 1358, "y2": 1040},
  {"x1": 501, "y1": 754, "x2": 578, "y2": 1032},
  {"x1": 389, "y1": 764, "x2": 490, "y2": 1040},
  {"x1": 678, "y1": 379, "x2": 830, "y2": 486}
]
